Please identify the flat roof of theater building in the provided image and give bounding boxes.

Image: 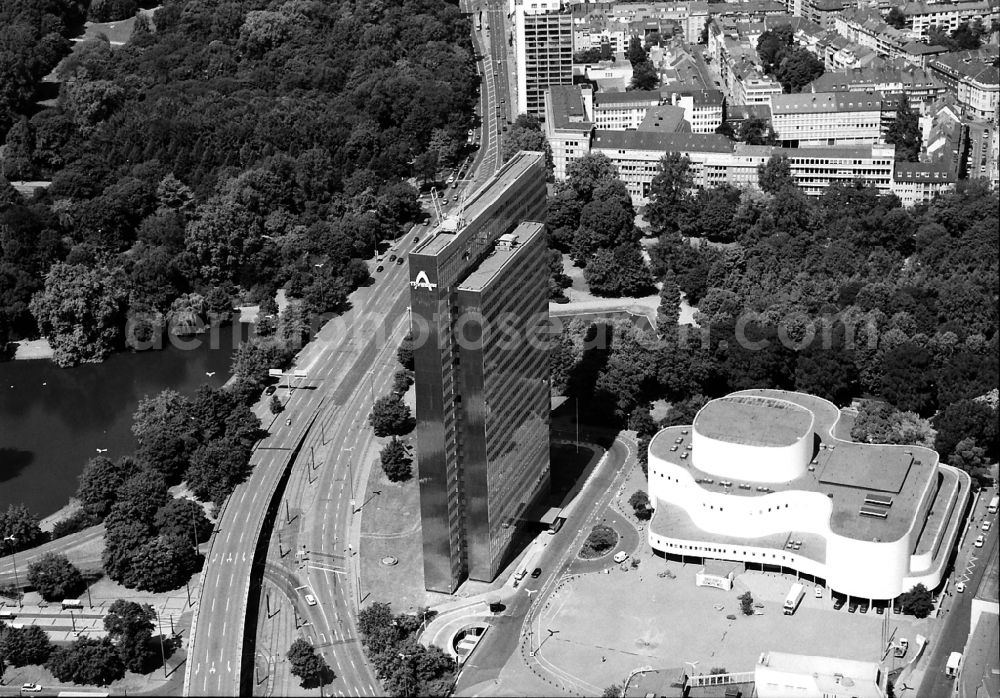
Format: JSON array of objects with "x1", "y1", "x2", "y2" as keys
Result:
[
  {"x1": 650, "y1": 389, "x2": 938, "y2": 541},
  {"x1": 695, "y1": 395, "x2": 814, "y2": 447}
]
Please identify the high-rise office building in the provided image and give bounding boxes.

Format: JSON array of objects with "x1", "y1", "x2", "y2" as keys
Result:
[
  {"x1": 408, "y1": 152, "x2": 551, "y2": 594},
  {"x1": 515, "y1": 0, "x2": 574, "y2": 117}
]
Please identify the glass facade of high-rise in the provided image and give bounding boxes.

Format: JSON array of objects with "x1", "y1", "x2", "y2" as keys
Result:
[
  {"x1": 456, "y1": 222, "x2": 550, "y2": 581},
  {"x1": 408, "y1": 152, "x2": 550, "y2": 593}
]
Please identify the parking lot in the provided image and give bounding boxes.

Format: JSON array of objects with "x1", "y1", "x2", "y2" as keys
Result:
[{"x1": 529, "y1": 554, "x2": 932, "y2": 692}]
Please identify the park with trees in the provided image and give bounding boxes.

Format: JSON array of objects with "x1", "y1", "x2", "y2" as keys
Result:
[
  {"x1": 1, "y1": 0, "x2": 478, "y2": 363},
  {"x1": 356, "y1": 602, "x2": 453, "y2": 697}
]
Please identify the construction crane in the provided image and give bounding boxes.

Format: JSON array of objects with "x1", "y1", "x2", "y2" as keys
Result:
[{"x1": 429, "y1": 187, "x2": 445, "y2": 227}]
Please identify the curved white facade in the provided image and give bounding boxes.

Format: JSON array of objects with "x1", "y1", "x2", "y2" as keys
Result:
[
  {"x1": 647, "y1": 390, "x2": 971, "y2": 600},
  {"x1": 691, "y1": 396, "x2": 814, "y2": 483}
]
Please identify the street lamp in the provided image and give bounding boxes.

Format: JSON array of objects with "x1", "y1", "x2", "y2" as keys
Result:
[{"x1": 2, "y1": 536, "x2": 20, "y2": 608}]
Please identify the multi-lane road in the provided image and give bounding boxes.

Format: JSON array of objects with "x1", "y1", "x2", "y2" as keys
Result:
[
  {"x1": 183, "y1": 232, "x2": 429, "y2": 695},
  {"x1": 916, "y1": 489, "x2": 998, "y2": 698},
  {"x1": 185, "y1": 1, "x2": 515, "y2": 689}
]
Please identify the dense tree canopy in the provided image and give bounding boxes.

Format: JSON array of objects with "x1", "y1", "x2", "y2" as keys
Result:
[
  {"x1": 357, "y1": 602, "x2": 453, "y2": 697},
  {"x1": 26, "y1": 553, "x2": 85, "y2": 601},
  {"x1": 46, "y1": 637, "x2": 125, "y2": 685},
  {"x1": 885, "y1": 95, "x2": 921, "y2": 162},
  {"x1": 0, "y1": 0, "x2": 479, "y2": 356},
  {"x1": 756, "y1": 25, "x2": 824, "y2": 92}
]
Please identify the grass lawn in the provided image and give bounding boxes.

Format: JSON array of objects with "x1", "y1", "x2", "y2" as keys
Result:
[{"x1": 82, "y1": 17, "x2": 137, "y2": 45}]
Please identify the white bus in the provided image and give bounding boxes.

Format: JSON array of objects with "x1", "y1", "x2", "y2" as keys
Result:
[
  {"x1": 783, "y1": 583, "x2": 805, "y2": 615},
  {"x1": 988, "y1": 495, "x2": 998, "y2": 515}
]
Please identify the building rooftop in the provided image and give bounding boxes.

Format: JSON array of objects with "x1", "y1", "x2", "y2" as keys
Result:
[
  {"x1": 727, "y1": 103, "x2": 772, "y2": 121},
  {"x1": 649, "y1": 389, "x2": 939, "y2": 541},
  {"x1": 930, "y1": 49, "x2": 1000, "y2": 86},
  {"x1": 593, "y1": 129, "x2": 734, "y2": 153},
  {"x1": 770, "y1": 91, "x2": 886, "y2": 114},
  {"x1": 595, "y1": 89, "x2": 661, "y2": 105},
  {"x1": 961, "y1": 613, "x2": 1000, "y2": 698},
  {"x1": 695, "y1": 395, "x2": 814, "y2": 447},
  {"x1": 637, "y1": 104, "x2": 691, "y2": 132},
  {"x1": 546, "y1": 85, "x2": 594, "y2": 132},
  {"x1": 758, "y1": 652, "x2": 882, "y2": 698},
  {"x1": 902, "y1": 0, "x2": 992, "y2": 15},
  {"x1": 893, "y1": 160, "x2": 959, "y2": 182},
  {"x1": 808, "y1": 64, "x2": 946, "y2": 91},
  {"x1": 733, "y1": 143, "x2": 894, "y2": 159},
  {"x1": 457, "y1": 222, "x2": 544, "y2": 291},
  {"x1": 413, "y1": 151, "x2": 544, "y2": 257}
]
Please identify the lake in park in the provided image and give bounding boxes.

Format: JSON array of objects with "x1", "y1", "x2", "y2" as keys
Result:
[{"x1": 0, "y1": 324, "x2": 251, "y2": 518}]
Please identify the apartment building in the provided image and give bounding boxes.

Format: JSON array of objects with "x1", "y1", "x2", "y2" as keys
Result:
[
  {"x1": 515, "y1": 0, "x2": 574, "y2": 117},
  {"x1": 730, "y1": 57, "x2": 785, "y2": 104},
  {"x1": 769, "y1": 91, "x2": 891, "y2": 146},
  {"x1": 808, "y1": 64, "x2": 949, "y2": 112},
  {"x1": 544, "y1": 85, "x2": 595, "y2": 179},
  {"x1": 902, "y1": 0, "x2": 999, "y2": 39},
  {"x1": 890, "y1": 160, "x2": 960, "y2": 205},
  {"x1": 663, "y1": 88, "x2": 726, "y2": 132},
  {"x1": 928, "y1": 49, "x2": 1000, "y2": 120}
]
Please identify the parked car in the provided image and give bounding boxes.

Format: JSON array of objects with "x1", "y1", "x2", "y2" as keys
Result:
[
  {"x1": 264, "y1": 385, "x2": 277, "y2": 395},
  {"x1": 833, "y1": 597, "x2": 846, "y2": 610},
  {"x1": 848, "y1": 602, "x2": 858, "y2": 613},
  {"x1": 956, "y1": 582, "x2": 966, "y2": 593},
  {"x1": 21, "y1": 685, "x2": 43, "y2": 693},
  {"x1": 975, "y1": 535, "x2": 985, "y2": 547},
  {"x1": 858, "y1": 602, "x2": 869, "y2": 614},
  {"x1": 305, "y1": 594, "x2": 317, "y2": 606},
  {"x1": 983, "y1": 521, "x2": 992, "y2": 532},
  {"x1": 531, "y1": 567, "x2": 542, "y2": 578},
  {"x1": 815, "y1": 587, "x2": 823, "y2": 598},
  {"x1": 892, "y1": 600, "x2": 903, "y2": 614},
  {"x1": 875, "y1": 604, "x2": 885, "y2": 614}
]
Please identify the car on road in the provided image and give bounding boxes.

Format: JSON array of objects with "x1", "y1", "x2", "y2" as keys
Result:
[
  {"x1": 376, "y1": 264, "x2": 384, "y2": 272},
  {"x1": 413, "y1": 236, "x2": 420, "y2": 244},
  {"x1": 975, "y1": 534, "x2": 985, "y2": 547},
  {"x1": 264, "y1": 385, "x2": 276, "y2": 395},
  {"x1": 397, "y1": 257, "x2": 405, "y2": 265},
  {"x1": 21, "y1": 684, "x2": 43, "y2": 693},
  {"x1": 815, "y1": 587, "x2": 823, "y2": 598},
  {"x1": 956, "y1": 582, "x2": 966, "y2": 593},
  {"x1": 613, "y1": 551, "x2": 629, "y2": 564},
  {"x1": 848, "y1": 602, "x2": 858, "y2": 613},
  {"x1": 389, "y1": 254, "x2": 397, "y2": 261},
  {"x1": 305, "y1": 594, "x2": 317, "y2": 606},
  {"x1": 983, "y1": 521, "x2": 992, "y2": 532},
  {"x1": 531, "y1": 567, "x2": 542, "y2": 578}
]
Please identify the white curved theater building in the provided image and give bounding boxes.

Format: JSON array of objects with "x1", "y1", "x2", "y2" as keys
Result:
[{"x1": 647, "y1": 390, "x2": 971, "y2": 603}]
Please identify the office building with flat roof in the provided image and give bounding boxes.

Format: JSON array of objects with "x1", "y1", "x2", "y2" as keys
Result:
[
  {"x1": 646, "y1": 389, "x2": 971, "y2": 601},
  {"x1": 515, "y1": 0, "x2": 574, "y2": 117},
  {"x1": 408, "y1": 152, "x2": 550, "y2": 593}
]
